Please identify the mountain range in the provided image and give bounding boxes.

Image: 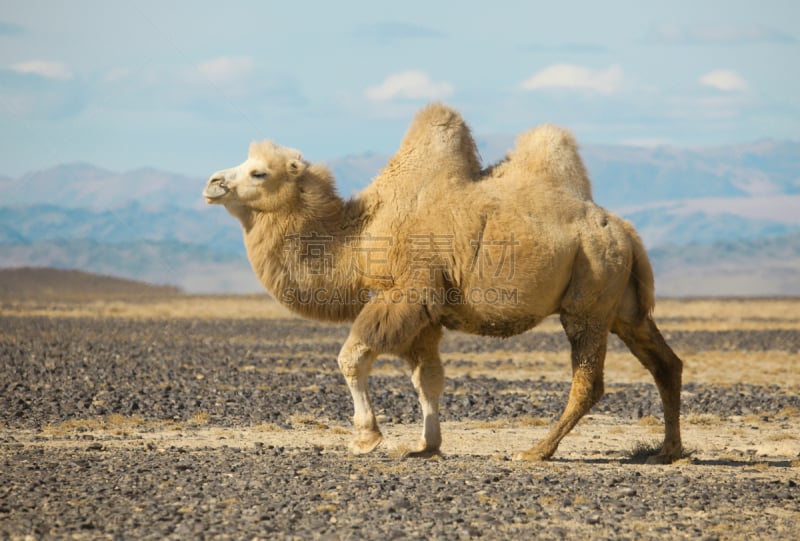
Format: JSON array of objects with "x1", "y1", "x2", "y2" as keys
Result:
[{"x1": 1, "y1": 138, "x2": 798, "y2": 296}]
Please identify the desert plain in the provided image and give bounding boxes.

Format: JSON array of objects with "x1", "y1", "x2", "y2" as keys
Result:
[{"x1": 1, "y1": 281, "x2": 799, "y2": 539}]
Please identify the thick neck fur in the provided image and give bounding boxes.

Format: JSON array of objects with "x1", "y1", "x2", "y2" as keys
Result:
[{"x1": 232, "y1": 166, "x2": 367, "y2": 322}]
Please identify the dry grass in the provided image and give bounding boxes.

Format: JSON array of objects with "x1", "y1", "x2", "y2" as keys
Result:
[
  {"x1": 766, "y1": 432, "x2": 797, "y2": 442},
  {"x1": 572, "y1": 494, "x2": 592, "y2": 506},
  {"x1": 636, "y1": 416, "x2": 664, "y2": 434},
  {"x1": 476, "y1": 493, "x2": 501, "y2": 506},
  {"x1": 637, "y1": 415, "x2": 662, "y2": 426},
  {"x1": 625, "y1": 440, "x2": 694, "y2": 465},
  {"x1": 5, "y1": 295, "x2": 798, "y2": 328},
  {"x1": 653, "y1": 298, "x2": 800, "y2": 328},
  {"x1": 253, "y1": 422, "x2": 283, "y2": 432},
  {"x1": 626, "y1": 440, "x2": 663, "y2": 463},
  {"x1": 537, "y1": 495, "x2": 557, "y2": 507},
  {"x1": 465, "y1": 416, "x2": 551, "y2": 430},
  {"x1": 2, "y1": 294, "x2": 296, "y2": 320},
  {"x1": 679, "y1": 351, "x2": 799, "y2": 388},
  {"x1": 777, "y1": 406, "x2": 800, "y2": 419},
  {"x1": 439, "y1": 349, "x2": 800, "y2": 389},
  {"x1": 287, "y1": 413, "x2": 318, "y2": 426},
  {"x1": 43, "y1": 414, "x2": 159, "y2": 436},
  {"x1": 188, "y1": 411, "x2": 211, "y2": 426},
  {"x1": 686, "y1": 413, "x2": 722, "y2": 426}
]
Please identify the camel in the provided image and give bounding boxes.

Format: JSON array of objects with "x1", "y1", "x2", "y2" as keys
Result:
[{"x1": 203, "y1": 103, "x2": 684, "y2": 463}]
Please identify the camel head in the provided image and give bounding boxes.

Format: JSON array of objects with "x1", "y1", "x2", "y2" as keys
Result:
[{"x1": 204, "y1": 140, "x2": 308, "y2": 214}]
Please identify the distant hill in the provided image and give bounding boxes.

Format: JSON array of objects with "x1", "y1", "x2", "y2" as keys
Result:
[
  {"x1": 583, "y1": 139, "x2": 800, "y2": 208},
  {"x1": 0, "y1": 163, "x2": 204, "y2": 211},
  {"x1": 1, "y1": 138, "x2": 798, "y2": 295},
  {"x1": 1, "y1": 234, "x2": 797, "y2": 297},
  {"x1": 650, "y1": 233, "x2": 800, "y2": 297},
  {"x1": 0, "y1": 204, "x2": 245, "y2": 255},
  {"x1": 0, "y1": 240, "x2": 260, "y2": 294},
  {"x1": 0, "y1": 267, "x2": 182, "y2": 301},
  {"x1": 4, "y1": 139, "x2": 798, "y2": 210}
]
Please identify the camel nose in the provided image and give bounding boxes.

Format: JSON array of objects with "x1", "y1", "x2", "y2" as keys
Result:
[{"x1": 203, "y1": 175, "x2": 229, "y2": 201}]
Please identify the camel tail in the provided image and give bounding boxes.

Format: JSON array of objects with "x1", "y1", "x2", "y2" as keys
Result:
[{"x1": 623, "y1": 219, "x2": 655, "y2": 318}]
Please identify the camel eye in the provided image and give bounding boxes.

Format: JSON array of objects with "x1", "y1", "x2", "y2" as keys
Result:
[{"x1": 251, "y1": 171, "x2": 270, "y2": 179}]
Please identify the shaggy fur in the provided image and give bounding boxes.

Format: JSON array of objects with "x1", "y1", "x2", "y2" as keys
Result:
[{"x1": 204, "y1": 103, "x2": 683, "y2": 462}]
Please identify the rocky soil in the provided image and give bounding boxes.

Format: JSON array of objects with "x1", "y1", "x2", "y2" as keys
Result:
[{"x1": 2, "y1": 311, "x2": 799, "y2": 539}]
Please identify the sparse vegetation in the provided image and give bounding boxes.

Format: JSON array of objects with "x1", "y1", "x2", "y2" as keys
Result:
[
  {"x1": 637, "y1": 415, "x2": 662, "y2": 426},
  {"x1": 626, "y1": 440, "x2": 664, "y2": 463},
  {"x1": 44, "y1": 414, "x2": 152, "y2": 436},
  {"x1": 465, "y1": 416, "x2": 551, "y2": 430},
  {"x1": 777, "y1": 406, "x2": 800, "y2": 419},
  {"x1": 188, "y1": 411, "x2": 211, "y2": 426},
  {"x1": 686, "y1": 413, "x2": 722, "y2": 426}
]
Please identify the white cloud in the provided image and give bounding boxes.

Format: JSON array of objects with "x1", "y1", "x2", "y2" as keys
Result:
[
  {"x1": 700, "y1": 70, "x2": 749, "y2": 92},
  {"x1": 521, "y1": 64, "x2": 623, "y2": 95},
  {"x1": 649, "y1": 23, "x2": 796, "y2": 45},
  {"x1": 9, "y1": 60, "x2": 72, "y2": 81},
  {"x1": 365, "y1": 71, "x2": 454, "y2": 101},
  {"x1": 194, "y1": 56, "x2": 254, "y2": 85}
]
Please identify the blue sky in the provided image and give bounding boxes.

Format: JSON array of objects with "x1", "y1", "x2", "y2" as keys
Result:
[{"x1": 1, "y1": 0, "x2": 798, "y2": 177}]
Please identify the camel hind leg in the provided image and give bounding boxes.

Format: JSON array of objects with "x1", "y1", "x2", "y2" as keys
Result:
[
  {"x1": 612, "y1": 308, "x2": 683, "y2": 463},
  {"x1": 514, "y1": 313, "x2": 608, "y2": 461}
]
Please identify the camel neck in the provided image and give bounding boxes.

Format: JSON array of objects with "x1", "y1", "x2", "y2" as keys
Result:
[{"x1": 240, "y1": 195, "x2": 365, "y2": 322}]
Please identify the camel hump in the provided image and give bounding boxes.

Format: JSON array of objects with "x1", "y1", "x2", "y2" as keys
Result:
[
  {"x1": 508, "y1": 124, "x2": 593, "y2": 200},
  {"x1": 394, "y1": 102, "x2": 482, "y2": 179}
]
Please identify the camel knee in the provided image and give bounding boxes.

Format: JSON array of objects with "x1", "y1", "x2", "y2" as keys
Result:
[
  {"x1": 412, "y1": 360, "x2": 445, "y2": 397},
  {"x1": 616, "y1": 318, "x2": 683, "y2": 387},
  {"x1": 562, "y1": 368, "x2": 605, "y2": 417},
  {"x1": 337, "y1": 338, "x2": 374, "y2": 381},
  {"x1": 405, "y1": 326, "x2": 445, "y2": 398},
  {"x1": 653, "y1": 358, "x2": 682, "y2": 390},
  {"x1": 576, "y1": 372, "x2": 604, "y2": 407}
]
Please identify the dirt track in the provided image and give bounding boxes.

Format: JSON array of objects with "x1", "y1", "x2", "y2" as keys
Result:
[{"x1": 1, "y1": 297, "x2": 799, "y2": 539}]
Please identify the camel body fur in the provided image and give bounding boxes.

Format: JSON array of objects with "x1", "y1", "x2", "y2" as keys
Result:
[{"x1": 204, "y1": 103, "x2": 683, "y2": 462}]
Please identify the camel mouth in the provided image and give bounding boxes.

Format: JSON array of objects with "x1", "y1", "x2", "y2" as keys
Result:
[{"x1": 203, "y1": 177, "x2": 229, "y2": 203}]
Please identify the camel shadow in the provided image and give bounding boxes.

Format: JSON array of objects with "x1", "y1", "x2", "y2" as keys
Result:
[{"x1": 540, "y1": 456, "x2": 797, "y2": 468}]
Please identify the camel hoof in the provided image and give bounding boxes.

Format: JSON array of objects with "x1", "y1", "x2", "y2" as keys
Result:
[
  {"x1": 402, "y1": 447, "x2": 442, "y2": 459},
  {"x1": 348, "y1": 430, "x2": 383, "y2": 455},
  {"x1": 645, "y1": 453, "x2": 678, "y2": 465},
  {"x1": 512, "y1": 449, "x2": 550, "y2": 462}
]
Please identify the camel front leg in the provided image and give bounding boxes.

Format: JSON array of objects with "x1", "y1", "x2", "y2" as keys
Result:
[
  {"x1": 404, "y1": 326, "x2": 445, "y2": 456},
  {"x1": 338, "y1": 334, "x2": 382, "y2": 454}
]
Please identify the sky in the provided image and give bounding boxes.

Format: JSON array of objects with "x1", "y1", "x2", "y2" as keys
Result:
[{"x1": 0, "y1": 0, "x2": 798, "y2": 178}]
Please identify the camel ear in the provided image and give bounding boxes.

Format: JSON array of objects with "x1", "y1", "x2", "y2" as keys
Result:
[{"x1": 287, "y1": 158, "x2": 307, "y2": 178}]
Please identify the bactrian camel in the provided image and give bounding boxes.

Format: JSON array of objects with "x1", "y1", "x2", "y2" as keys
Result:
[{"x1": 203, "y1": 103, "x2": 684, "y2": 463}]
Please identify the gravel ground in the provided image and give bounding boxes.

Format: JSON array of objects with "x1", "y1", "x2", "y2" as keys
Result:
[{"x1": 2, "y1": 314, "x2": 799, "y2": 539}]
